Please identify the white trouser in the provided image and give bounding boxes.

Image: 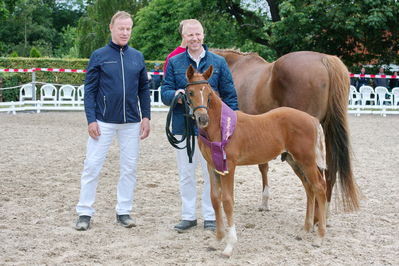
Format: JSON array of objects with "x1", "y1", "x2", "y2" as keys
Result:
[
  {"x1": 76, "y1": 120, "x2": 140, "y2": 217},
  {"x1": 176, "y1": 136, "x2": 215, "y2": 221}
]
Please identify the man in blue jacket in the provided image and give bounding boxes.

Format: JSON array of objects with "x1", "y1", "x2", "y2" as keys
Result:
[
  {"x1": 74, "y1": 11, "x2": 151, "y2": 231},
  {"x1": 161, "y1": 19, "x2": 238, "y2": 232}
]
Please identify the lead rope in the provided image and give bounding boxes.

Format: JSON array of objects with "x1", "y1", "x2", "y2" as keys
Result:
[{"x1": 165, "y1": 92, "x2": 196, "y2": 163}]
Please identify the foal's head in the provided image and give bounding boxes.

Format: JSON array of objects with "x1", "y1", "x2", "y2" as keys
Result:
[{"x1": 185, "y1": 64, "x2": 214, "y2": 129}]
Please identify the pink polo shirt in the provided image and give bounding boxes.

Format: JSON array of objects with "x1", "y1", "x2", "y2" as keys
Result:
[{"x1": 163, "y1": 46, "x2": 186, "y2": 75}]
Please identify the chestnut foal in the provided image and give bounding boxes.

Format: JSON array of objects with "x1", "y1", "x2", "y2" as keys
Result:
[{"x1": 185, "y1": 64, "x2": 327, "y2": 257}]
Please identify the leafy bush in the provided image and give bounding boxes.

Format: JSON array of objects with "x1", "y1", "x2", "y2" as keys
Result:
[
  {"x1": 30, "y1": 47, "x2": 42, "y2": 58},
  {"x1": 0, "y1": 73, "x2": 22, "y2": 101}
]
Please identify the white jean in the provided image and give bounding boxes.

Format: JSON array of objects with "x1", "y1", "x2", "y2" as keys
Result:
[
  {"x1": 76, "y1": 120, "x2": 140, "y2": 217},
  {"x1": 176, "y1": 136, "x2": 215, "y2": 221}
]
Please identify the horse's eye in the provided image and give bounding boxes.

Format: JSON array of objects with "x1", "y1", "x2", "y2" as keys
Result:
[{"x1": 188, "y1": 91, "x2": 194, "y2": 97}]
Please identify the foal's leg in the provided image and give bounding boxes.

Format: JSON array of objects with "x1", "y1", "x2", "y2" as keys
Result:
[
  {"x1": 302, "y1": 165, "x2": 327, "y2": 247},
  {"x1": 284, "y1": 154, "x2": 315, "y2": 233},
  {"x1": 258, "y1": 163, "x2": 271, "y2": 211},
  {"x1": 314, "y1": 168, "x2": 329, "y2": 228},
  {"x1": 208, "y1": 167, "x2": 225, "y2": 241},
  {"x1": 220, "y1": 167, "x2": 237, "y2": 257}
]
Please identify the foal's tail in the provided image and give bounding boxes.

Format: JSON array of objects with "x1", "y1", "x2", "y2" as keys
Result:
[
  {"x1": 315, "y1": 123, "x2": 326, "y2": 171},
  {"x1": 321, "y1": 55, "x2": 360, "y2": 212}
]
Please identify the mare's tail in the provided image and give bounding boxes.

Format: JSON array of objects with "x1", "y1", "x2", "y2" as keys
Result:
[{"x1": 321, "y1": 55, "x2": 360, "y2": 211}]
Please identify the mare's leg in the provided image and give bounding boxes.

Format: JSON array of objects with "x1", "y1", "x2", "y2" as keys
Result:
[
  {"x1": 208, "y1": 167, "x2": 225, "y2": 241},
  {"x1": 324, "y1": 168, "x2": 333, "y2": 219},
  {"x1": 220, "y1": 167, "x2": 237, "y2": 257},
  {"x1": 258, "y1": 163, "x2": 271, "y2": 211},
  {"x1": 284, "y1": 154, "x2": 315, "y2": 233}
]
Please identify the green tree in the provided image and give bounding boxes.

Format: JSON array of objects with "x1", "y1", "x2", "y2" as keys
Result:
[
  {"x1": 0, "y1": 0, "x2": 9, "y2": 21},
  {"x1": 0, "y1": 0, "x2": 84, "y2": 57},
  {"x1": 131, "y1": 0, "x2": 270, "y2": 61},
  {"x1": 271, "y1": 0, "x2": 399, "y2": 65},
  {"x1": 203, "y1": 0, "x2": 399, "y2": 66},
  {"x1": 131, "y1": 0, "x2": 201, "y2": 60}
]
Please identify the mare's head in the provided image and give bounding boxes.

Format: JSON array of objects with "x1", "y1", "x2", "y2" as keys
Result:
[{"x1": 185, "y1": 64, "x2": 214, "y2": 129}]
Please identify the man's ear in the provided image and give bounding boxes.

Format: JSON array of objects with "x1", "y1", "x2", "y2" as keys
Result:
[
  {"x1": 186, "y1": 64, "x2": 195, "y2": 80},
  {"x1": 203, "y1": 65, "x2": 213, "y2": 80}
]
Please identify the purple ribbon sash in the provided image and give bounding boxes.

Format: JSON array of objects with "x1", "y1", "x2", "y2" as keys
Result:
[{"x1": 199, "y1": 102, "x2": 237, "y2": 175}]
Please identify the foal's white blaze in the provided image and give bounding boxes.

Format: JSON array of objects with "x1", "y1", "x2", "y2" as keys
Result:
[
  {"x1": 200, "y1": 86, "x2": 205, "y2": 105},
  {"x1": 222, "y1": 225, "x2": 237, "y2": 257}
]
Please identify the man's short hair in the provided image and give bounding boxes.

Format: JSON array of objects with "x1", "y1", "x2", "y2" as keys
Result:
[
  {"x1": 110, "y1": 11, "x2": 132, "y2": 25},
  {"x1": 179, "y1": 19, "x2": 202, "y2": 36}
]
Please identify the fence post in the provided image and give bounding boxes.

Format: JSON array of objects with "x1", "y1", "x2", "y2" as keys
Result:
[
  {"x1": 32, "y1": 71, "x2": 36, "y2": 101},
  {"x1": 0, "y1": 76, "x2": 3, "y2": 102}
]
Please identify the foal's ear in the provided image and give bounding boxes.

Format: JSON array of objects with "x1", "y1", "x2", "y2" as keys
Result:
[
  {"x1": 203, "y1": 65, "x2": 213, "y2": 80},
  {"x1": 186, "y1": 64, "x2": 195, "y2": 81}
]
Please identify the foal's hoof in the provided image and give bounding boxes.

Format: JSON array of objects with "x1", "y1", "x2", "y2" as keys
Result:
[
  {"x1": 222, "y1": 246, "x2": 233, "y2": 258},
  {"x1": 312, "y1": 236, "x2": 323, "y2": 247}
]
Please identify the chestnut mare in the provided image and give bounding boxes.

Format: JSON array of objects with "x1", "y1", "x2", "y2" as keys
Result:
[
  {"x1": 186, "y1": 65, "x2": 327, "y2": 257},
  {"x1": 212, "y1": 49, "x2": 360, "y2": 214}
]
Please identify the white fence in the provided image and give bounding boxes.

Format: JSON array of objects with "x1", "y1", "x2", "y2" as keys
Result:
[
  {"x1": 348, "y1": 104, "x2": 399, "y2": 116},
  {"x1": 1, "y1": 83, "x2": 399, "y2": 116},
  {"x1": 0, "y1": 84, "x2": 168, "y2": 114},
  {"x1": 2, "y1": 99, "x2": 399, "y2": 116}
]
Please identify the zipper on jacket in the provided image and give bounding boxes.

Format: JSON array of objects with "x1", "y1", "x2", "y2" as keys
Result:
[
  {"x1": 120, "y1": 48, "x2": 126, "y2": 122},
  {"x1": 103, "y1": 96, "x2": 107, "y2": 117}
]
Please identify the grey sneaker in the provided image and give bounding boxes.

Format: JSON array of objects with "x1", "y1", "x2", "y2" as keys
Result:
[
  {"x1": 174, "y1": 220, "x2": 197, "y2": 232},
  {"x1": 75, "y1": 215, "x2": 91, "y2": 231},
  {"x1": 116, "y1": 214, "x2": 136, "y2": 228}
]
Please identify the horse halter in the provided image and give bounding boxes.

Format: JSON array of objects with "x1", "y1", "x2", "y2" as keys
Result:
[{"x1": 185, "y1": 80, "x2": 211, "y2": 113}]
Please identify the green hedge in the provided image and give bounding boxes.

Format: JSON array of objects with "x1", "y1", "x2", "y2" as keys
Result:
[{"x1": 0, "y1": 57, "x2": 164, "y2": 102}]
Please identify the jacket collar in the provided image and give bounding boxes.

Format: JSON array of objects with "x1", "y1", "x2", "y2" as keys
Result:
[
  {"x1": 109, "y1": 40, "x2": 129, "y2": 52},
  {"x1": 184, "y1": 45, "x2": 209, "y2": 69},
  {"x1": 185, "y1": 44, "x2": 208, "y2": 58}
]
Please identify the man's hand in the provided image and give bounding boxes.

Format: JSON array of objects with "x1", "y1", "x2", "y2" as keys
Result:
[
  {"x1": 88, "y1": 122, "x2": 101, "y2": 140},
  {"x1": 140, "y1": 117, "x2": 150, "y2": 140},
  {"x1": 175, "y1": 89, "x2": 185, "y2": 104}
]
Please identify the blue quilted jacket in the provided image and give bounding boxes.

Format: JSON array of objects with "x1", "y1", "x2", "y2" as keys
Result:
[
  {"x1": 84, "y1": 41, "x2": 151, "y2": 124},
  {"x1": 161, "y1": 45, "x2": 238, "y2": 135}
]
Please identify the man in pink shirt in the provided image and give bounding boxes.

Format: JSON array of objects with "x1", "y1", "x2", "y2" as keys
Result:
[{"x1": 163, "y1": 20, "x2": 189, "y2": 74}]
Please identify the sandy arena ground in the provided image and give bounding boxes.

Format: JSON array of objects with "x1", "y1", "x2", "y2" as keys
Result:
[{"x1": 0, "y1": 111, "x2": 398, "y2": 265}]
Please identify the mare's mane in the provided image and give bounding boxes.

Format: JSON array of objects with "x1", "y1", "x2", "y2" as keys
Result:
[
  {"x1": 211, "y1": 48, "x2": 268, "y2": 63},
  {"x1": 211, "y1": 48, "x2": 257, "y2": 56}
]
